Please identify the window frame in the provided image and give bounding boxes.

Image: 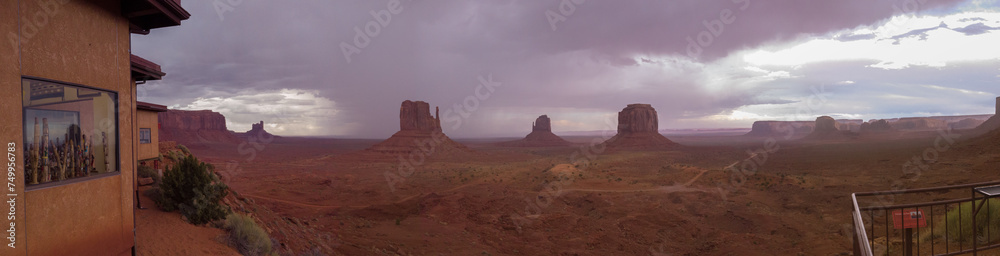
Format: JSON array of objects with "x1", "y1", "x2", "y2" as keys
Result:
[
  {"x1": 139, "y1": 128, "x2": 151, "y2": 144},
  {"x1": 21, "y1": 76, "x2": 121, "y2": 190}
]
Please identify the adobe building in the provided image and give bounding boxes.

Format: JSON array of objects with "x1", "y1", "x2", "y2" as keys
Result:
[
  {"x1": 1, "y1": 0, "x2": 189, "y2": 255},
  {"x1": 136, "y1": 101, "x2": 167, "y2": 167}
]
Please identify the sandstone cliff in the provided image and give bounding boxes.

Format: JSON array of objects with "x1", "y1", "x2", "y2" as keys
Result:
[
  {"x1": 744, "y1": 121, "x2": 815, "y2": 137},
  {"x1": 804, "y1": 116, "x2": 856, "y2": 140},
  {"x1": 859, "y1": 119, "x2": 894, "y2": 133},
  {"x1": 158, "y1": 110, "x2": 242, "y2": 144}
]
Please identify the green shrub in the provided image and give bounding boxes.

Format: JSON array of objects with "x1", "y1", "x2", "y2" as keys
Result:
[
  {"x1": 137, "y1": 165, "x2": 160, "y2": 185},
  {"x1": 155, "y1": 154, "x2": 230, "y2": 225},
  {"x1": 938, "y1": 198, "x2": 1000, "y2": 244},
  {"x1": 225, "y1": 213, "x2": 274, "y2": 256},
  {"x1": 177, "y1": 144, "x2": 191, "y2": 155}
]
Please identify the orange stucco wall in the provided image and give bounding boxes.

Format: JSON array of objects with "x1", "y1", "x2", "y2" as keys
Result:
[
  {"x1": 137, "y1": 110, "x2": 159, "y2": 161},
  {"x1": 2, "y1": 0, "x2": 135, "y2": 255},
  {"x1": 1, "y1": 0, "x2": 25, "y2": 255}
]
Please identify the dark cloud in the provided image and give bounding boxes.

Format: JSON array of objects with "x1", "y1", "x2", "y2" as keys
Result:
[
  {"x1": 890, "y1": 22, "x2": 948, "y2": 43},
  {"x1": 132, "y1": 0, "x2": 984, "y2": 138},
  {"x1": 953, "y1": 22, "x2": 1000, "y2": 35}
]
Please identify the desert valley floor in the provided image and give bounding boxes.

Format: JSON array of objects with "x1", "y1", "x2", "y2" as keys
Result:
[{"x1": 143, "y1": 127, "x2": 1000, "y2": 256}]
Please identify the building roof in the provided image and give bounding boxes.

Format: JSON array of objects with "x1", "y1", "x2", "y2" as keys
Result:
[
  {"x1": 125, "y1": 0, "x2": 191, "y2": 34},
  {"x1": 130, "y1": 54, "x2": 165, "y2": 81},
  {"x1": 136, "y1": 101, "x2": 169, "y2": 112}
]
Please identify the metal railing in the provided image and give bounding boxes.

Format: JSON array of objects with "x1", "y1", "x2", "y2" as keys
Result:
[{"x1": 852, "y1": 180, "x2": 1000, "y2": 256}]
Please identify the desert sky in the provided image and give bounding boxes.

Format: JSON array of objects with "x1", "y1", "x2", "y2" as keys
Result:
[{"x1": 132, "y1": 0, "x2": 1000, "y2": 138}]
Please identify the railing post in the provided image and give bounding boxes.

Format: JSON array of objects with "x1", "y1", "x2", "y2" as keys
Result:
[
  {"x1": 973, "y1": 189, "x2": 978, "y2": 256},
  {"x1": 904, "y1": 228, "x2": 913, "y2": 256},
  {"x1": 853, "y1": 219, "x2": 861, "y2": 256}
]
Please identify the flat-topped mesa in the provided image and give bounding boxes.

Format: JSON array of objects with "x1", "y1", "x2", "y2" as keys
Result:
[
  {"x1": 159, "y1": 109, "x2": 229, "y2": 131},
  {"x1": 158, "y1": 109, "x2": 242, "y2": 144},
  {"x1": 603, "y1": 103, "x2": 676, "y2": 149},
  {"x1": 860, "y1": 119, "x2": 894, "y2": 133},
  {"x1": 617, "y1": 104, "x2": 659, "y2": 134},
  {"x1": 399, "y1": 100, "x2": 441, "y2": 132},
  {"x1": 745, "y1": 121, "x2": 815, "y2": 137},
  {"x1": 532, "y1": 115, "x2": 552, "y2": 132},
  {"x1": 951, "y1": 118, "x2": 985, "y2": 130}
]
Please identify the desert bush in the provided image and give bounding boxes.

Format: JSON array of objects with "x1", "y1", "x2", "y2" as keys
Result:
[
  {"x1": 156, "y1": 154, "x2": 230, "y2": 224},
  {"x1": 166, "y1": 151, "x2": 181, "y2": 162},
  {"x1": 137, "y1": 164, "x2": 160, "y2": 185},
  {"x1": 224, "y1": 213, "x2": 274, "y2": 256},
  {"x1": 936, "y1": 198, "x2": 1000, "y2": 244},
  {"x1": 177, "y1": 144, "x2": 191, "y2": 155}
]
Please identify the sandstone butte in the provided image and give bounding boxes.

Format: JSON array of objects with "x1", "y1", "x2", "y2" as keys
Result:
[
  {"x1": 365, "y1": 100, "x2": 470, "y2": 154},
  {"x1": 602, "y1": 103, "x2": 677, "y2": 149},
  {"x1": 497, "y1": 115, "x2": 572, "y2": 147}
]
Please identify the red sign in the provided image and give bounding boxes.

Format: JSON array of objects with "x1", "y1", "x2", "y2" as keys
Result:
[{"x1": 892, "y1": 209, "x2": 927, "y2": 229}]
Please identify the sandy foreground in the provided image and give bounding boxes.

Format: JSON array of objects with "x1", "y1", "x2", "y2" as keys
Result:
[{"x1": 135, "y1": 129, "x2": 1000, "y2": 255}]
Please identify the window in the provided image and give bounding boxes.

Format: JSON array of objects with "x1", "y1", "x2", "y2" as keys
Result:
[
  {"x1": 22, "y1": 78, "x2": 118, "y2": 186},
  {"x1": 139, "y1": 128, "x2": 151, "y2": 144}
]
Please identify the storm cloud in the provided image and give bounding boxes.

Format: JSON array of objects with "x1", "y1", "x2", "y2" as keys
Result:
[{"x1": 132, "y1": 0, "x2": 1000, "y2": 138}]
